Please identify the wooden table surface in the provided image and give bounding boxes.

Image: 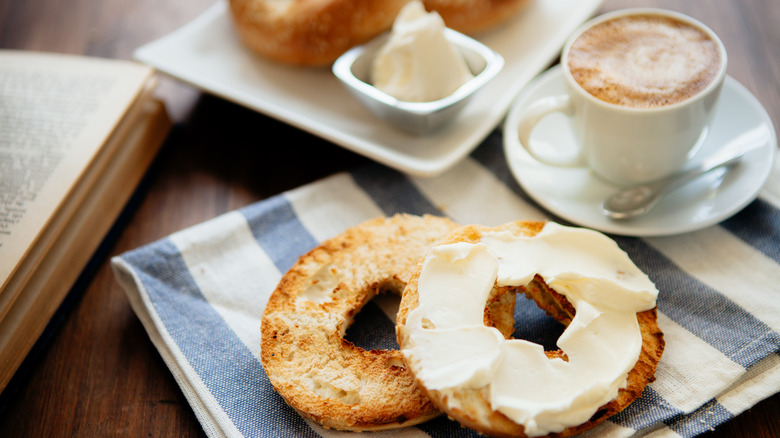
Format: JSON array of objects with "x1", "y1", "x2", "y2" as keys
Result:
[{"x1": 1, "y1": 0, "x2": 778, "y2": 436}]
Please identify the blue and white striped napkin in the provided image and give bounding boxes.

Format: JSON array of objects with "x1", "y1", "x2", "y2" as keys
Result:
[{"x1": 111, "y1": 133, "x2": 780, "y2": 438}]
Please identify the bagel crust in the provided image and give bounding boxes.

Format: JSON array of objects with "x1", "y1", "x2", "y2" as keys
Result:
[
  {"x1": 397, "y1": 221, "x2": 665, "y2": 438},
  {"x1": 228, "y1": 0, "x2": 532, "y2": 66},
  {"x1": 425, "y1": 0, "x2": 533, "y2": 35},
  {"x1": 260, "y1": 214, "x2": 460, "y2": 431}
]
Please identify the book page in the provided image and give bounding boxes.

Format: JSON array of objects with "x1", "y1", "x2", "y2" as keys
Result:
[
  {"x1": 0, "y1": 98, "x2": 171, "y2": 388},
  {"x1": 0, "y1": 51, "x2": 154, "y2": 290}
]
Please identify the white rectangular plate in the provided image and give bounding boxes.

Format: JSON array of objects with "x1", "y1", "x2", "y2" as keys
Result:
[{"x1": 135, "y1": 0, "x2": 603, "y2": 177}]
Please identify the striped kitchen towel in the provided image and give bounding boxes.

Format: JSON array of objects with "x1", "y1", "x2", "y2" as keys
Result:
[{"x1": 111, "y1": 133, "x2": 780, "y2": 438}]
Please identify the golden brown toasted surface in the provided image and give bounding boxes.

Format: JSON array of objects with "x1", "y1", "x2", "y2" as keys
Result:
[
  {"x1": 228, "y1": 0, "x2": 532, "y2": 66},
  {"x1": 424, "y1": 0, "x2": 532, "y2": 35},
  {"x1": 397, "y1": 221, "x2": 665, "y2": 438},
  {"x1": 261, "y1": 214, "x2": 459, "y2": 431}
]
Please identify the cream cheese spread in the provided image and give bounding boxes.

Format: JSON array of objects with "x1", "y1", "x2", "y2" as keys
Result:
[
  {"x1": 370, "y1": 1, "x2": 474, "y2": 102},
  {"x1": 402, "y1": 222, "x2": 659, "y2": 436}
]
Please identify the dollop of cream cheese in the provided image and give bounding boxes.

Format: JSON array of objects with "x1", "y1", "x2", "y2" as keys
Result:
[
  {"x1": 402, "y1": 222, "x2": 659, "y2": 437},
  {"x1": 370, "y1": 0, "x2": 474, "y2": 102}
]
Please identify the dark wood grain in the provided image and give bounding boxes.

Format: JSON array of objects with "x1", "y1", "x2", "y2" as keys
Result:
[{"x1": 0, "y1": 0, "x2": 777, "y2": 436}]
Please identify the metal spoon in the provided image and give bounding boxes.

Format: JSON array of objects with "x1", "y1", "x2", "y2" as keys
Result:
[{"x1": 602, "y1": 147, "x2": 746, "y2": 220}]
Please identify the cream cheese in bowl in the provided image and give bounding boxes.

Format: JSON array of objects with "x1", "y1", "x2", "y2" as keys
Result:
[
  {"x1": 371, "y1": 1, "x2": 474, "y2": 103},
  {"x1": 332, "y1": 1, "x2": 503, "y2": 135}
]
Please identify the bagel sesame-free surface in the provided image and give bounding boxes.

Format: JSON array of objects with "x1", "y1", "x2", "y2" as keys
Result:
[
  {"x1": 260, "y1": 214, "x2": 459, "y2": 431},
  {"x1": 227, "y1": 0, "x2": 532, "y2": 66}
]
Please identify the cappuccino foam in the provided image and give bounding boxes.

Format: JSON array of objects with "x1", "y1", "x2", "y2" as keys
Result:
[{"x1": 567, "y1": 14, "x2": 722, "y2": 108}]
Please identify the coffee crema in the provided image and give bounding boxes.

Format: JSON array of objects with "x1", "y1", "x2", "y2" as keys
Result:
[{"x1": 567, "y1": 14, "x2": 722, "y2": 108}]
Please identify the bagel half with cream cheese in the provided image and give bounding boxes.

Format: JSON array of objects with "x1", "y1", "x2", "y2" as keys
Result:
[{"x1": 397, "y1": 221, "x2": 665, "y2": 437}]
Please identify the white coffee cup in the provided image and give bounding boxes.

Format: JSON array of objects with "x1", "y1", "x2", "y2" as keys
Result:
[{"x1": 508, "y1": 8, "x2": 728, "y2": 186}]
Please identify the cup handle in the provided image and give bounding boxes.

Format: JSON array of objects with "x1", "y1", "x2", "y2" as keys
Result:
[{"x1": 516, "y1": 94, "x2": 584, "y2": 167}]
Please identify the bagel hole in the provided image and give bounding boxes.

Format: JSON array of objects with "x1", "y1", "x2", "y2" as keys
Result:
[
  {"x1": 511, "y1": 290, "x2": 567, "y2": 352},
  {"x1": 343, "y1": 288, "x2": 401, "y2": 352},
  {"x1": 484, "y1": 285, "x2": 567, "y2": 353}
]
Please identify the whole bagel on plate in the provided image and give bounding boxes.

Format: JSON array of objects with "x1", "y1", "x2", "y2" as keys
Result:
[{"x1": 228, "y1": 0, "x2": 531, "y2": 66}]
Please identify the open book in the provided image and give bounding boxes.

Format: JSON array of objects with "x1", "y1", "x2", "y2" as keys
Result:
[{"x1": 0, "y1": 51, "x2": 171, "y2": 390}]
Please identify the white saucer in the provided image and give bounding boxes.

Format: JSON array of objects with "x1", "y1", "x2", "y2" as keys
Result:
[{"x1": 503, "y1": 66, "x2": 777, "y2": 237}]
